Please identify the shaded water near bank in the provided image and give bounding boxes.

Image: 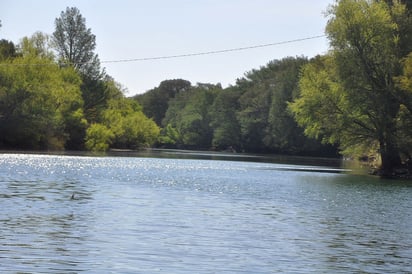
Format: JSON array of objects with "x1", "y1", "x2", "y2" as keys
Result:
[{"x1": 0, "y1": 151, "x2": 411, "y2": 273}]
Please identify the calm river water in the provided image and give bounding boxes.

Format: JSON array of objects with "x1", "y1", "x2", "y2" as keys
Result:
[{"x1": 0, "y1": 152, "x2": 411, "y2": 273}]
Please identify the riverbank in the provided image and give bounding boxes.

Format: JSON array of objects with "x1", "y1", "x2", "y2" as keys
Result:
[{"x1": 370, "y1": 165, "x2": 412, "y2": 180}]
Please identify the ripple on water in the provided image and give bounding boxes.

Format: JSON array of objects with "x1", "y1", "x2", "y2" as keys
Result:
[{"x1": 0, "y1": 153, "x2": 412, "y2": 273}]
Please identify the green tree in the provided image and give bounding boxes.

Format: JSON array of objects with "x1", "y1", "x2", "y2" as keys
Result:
[
  {"x1": 290, "y1": 0, "x2": 412, "y2": 175},
  {"x1": 52, "y1": 7, "x2": 125, "y2": 130},
  {"x1": 209, "y1": 87, "x2": 241, "y2": 150},
  {"x1": 81, "y1": 75, "x2": 123, "y2": 123},
  {"x1": 21, "y1": 32, "x2": 54, "y2": 59},
  {"x1": 162, "y1": 84, "x2": 218, "y2": 148},
  {"x1": 158, "y1": 123, "x2": 181, "y2": 146},
  {"x1": 0, "y1": 39, "x2": 17, "y2": 61},
  {"x1": 290, "y1": 56, "x2": 352, "y2": 149},
  {"x1": 85, "y1": 97, "x2": 160, "y2": 151},
  {"x1": 263, "y1": 57, "x2": 315, "y2": 154},
  {"x1": 395, "y1": 53, "x2": 412, "y2": 157},
  {"x1": 101, "y1": 98, "x2": 160, "y2": 149},
  {"x1": 135, "y1": 79, "x2": 191, "y2": 126},
  {"x1": 236, "y1": 77, "x2": 271, "y2": 152},
  {"x1": 0, "y1": 33, "x2": 85, "y2": 149},
  {"x1": 52, "y1": 7, "x2": 102, "y2": 80},
  {"x1": 236, "y1": 59, "x2": 307, "y2": 153},
  {"x1": 85, "y1": 123, "x2": 114, "y2": 151}
]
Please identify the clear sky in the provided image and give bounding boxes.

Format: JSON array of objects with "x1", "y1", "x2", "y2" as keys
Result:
[{"x1": 0, "y1": 0, "x2": 334, "y2": 95}]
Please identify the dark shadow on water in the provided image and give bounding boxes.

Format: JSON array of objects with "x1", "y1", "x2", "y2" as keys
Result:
[
  {"x1": 108, "y1": 148, "x2": 344, "y2": 168},
  {"x1": 1, "y1": 148, "x2": 356, "y2": 174}
]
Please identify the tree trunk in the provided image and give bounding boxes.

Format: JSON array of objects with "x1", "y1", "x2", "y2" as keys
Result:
[{"x1": 379, "y1": 140, "x2": 402, "y2": 177}]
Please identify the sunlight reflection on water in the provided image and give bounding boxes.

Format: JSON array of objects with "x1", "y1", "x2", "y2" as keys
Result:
[{"x1": 0, "y1": 153, "x2": 411, "y2": 273}]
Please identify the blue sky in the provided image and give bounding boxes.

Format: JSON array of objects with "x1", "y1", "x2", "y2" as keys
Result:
[{"x1": 0, "y1": 0, "x2": 333, "y2": 95}]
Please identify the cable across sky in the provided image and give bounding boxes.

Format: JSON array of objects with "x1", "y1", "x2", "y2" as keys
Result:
[
  {"x1": 0, "y1": 35, "x2": 326, "y2": 67},
  {"x1": 100, "y1": 35, "x2": 326, "y2": 64}
]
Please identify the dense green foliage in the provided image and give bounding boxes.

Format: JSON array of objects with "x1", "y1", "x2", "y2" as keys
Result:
[
  {"x1": 136, "y1": 79, "x2": 191, "y2": 125},
  {"x1": 0, "y1": 33, "x2": 85, "y2": 149},
  {"x1": 234, "y1": 57, "x2": 333, "y2": 154},
  {"x1": 290, "y1": 0, "x2": 412, "y2": 174},
  {"x1": 135, "y1": 57, "x2": 337, "y2": 156},
  {"x1": 162, "y1": 83, "x2": 219, "y2": 149},
  {"x1": 0, "y1": 8, "x2": 159, "y2": 151},
  {"x1": 84, "y1": 98, "x2": 159, "y2": 151},
  {"x1": 3, "y1": 0, "x2": 412, "y2": 174},
  {"x1": 0, "y1": 39, "x2": 18, "y2": 61}
]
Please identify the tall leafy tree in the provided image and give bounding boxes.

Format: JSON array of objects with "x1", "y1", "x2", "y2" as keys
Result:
[
  {"x1": 290, "y1": 0, "x2": 412, "y2": 175},
  {"x1": 52, "y1": 7, "x2": 122, "y2": 129},
  {"x1": 52, "y1": 7, "x2": 102, "y2": 79}
]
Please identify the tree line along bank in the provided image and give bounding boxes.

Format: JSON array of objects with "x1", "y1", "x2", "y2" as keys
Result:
[{"x1": 2, "y1": 0, "x2": 412, "y2": 177}]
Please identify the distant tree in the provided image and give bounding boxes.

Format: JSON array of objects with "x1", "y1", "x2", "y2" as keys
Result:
[
  {"x1": 85, "y1": 123, "x2": 114, "y2": 151},
  {"x1": 236, "y1": 79, "x2": 271, "y2": 152},
  {"x1": 0, "y1": 39, "x2": 17, "y2": 61},
  {"x1": 135, "y1": 79, "x2": 191, "y2": 126},
  {"x1": 162, "y1": 84, "x2": 218, "y2": 148},
  {"x1": 85, "y1": 98, "x2": 160, "y2": 151},
  {"x1": 52, "y1": 7, "x2": 102, "y2": 80},
  {"x1": 81, "y1": 75, "x2": 123, "y2": 123},
  {"x1": 209, "y1": 87, "x2": 241, "y2": 150},
  {"x1": 102, "y1": 98, "x2": 160, "y2": 149},
  {"x1": 263, "y1": 58, "x2": 306, "y2": 152},
  {"x1": 235, "y1": 61, "x2": 298, "y2": 152},
  {"x1": 232, "y1": 57, "x2": 338, "y2": 155},
  {"x1": 20, "y1": 32, "x2": 54, "y2": 59},
  {"x1": 158, "y1": 123, "x2": 181, "y2": 146}
]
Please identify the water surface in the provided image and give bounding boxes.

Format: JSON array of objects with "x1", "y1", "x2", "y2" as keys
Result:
[{"x1": 0, "y1": 153, "x2": 411, "y2": 273}]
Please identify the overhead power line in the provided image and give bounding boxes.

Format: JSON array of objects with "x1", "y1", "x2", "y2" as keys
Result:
[
  {"x1": 101, "y1": 35, "x2": 326, "y2": 64},
  {"x1": 0, "y1": 35, "x2": 326, "y2": 66}
]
